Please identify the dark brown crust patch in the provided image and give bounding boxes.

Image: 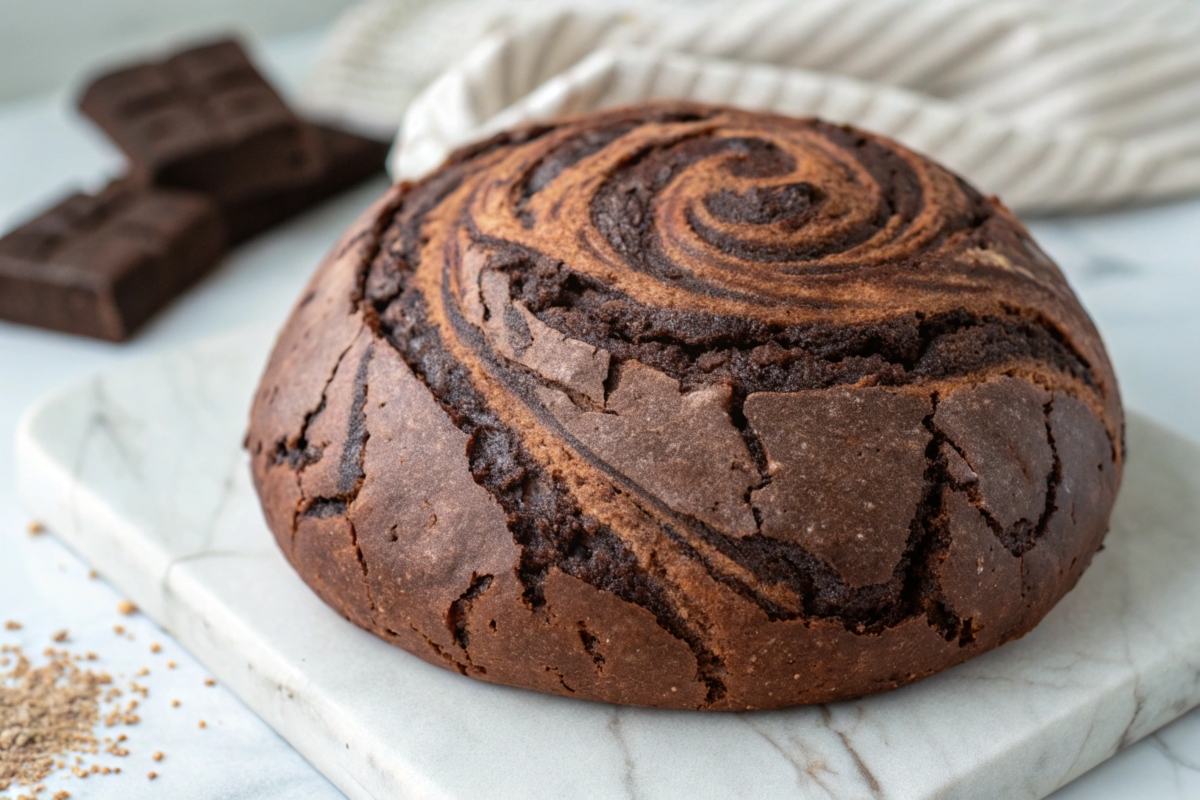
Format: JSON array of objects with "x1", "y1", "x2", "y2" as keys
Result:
[{"x1": 248, "y1": 102, "x2": 1123, "y2": 710}]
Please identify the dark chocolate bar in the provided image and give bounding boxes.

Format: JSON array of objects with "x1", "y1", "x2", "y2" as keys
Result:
[
  {"x1": 78, "y1": 39, "x2": 325, "y2": 205},
  {"x1": 0, "y1": 181, "x2": 226, "y2": 341},
  {"x1": 222, "y1": 123, "x2": 391, "y2": 243}
]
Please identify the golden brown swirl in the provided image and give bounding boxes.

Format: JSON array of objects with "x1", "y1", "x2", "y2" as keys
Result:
[{"x1": 248, "y1": 103, "x2": 1123, "y2": 710}]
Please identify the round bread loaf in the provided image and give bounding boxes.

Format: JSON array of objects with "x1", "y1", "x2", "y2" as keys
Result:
[{"x1": 248, "y1": 103, "x2": 1123, "y2": 710}]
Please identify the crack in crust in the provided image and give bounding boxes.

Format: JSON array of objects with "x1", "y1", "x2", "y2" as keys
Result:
[
  {"x1": 448, "y1": 574, "x2": 493, "y2": 650},
  {"x1": 939, "y1": 398, "x2": 1062, "y2": 557},
  {"x1": 649, "y1": 394, "x2": 962, "y2": 639},
  {"x1": 273, "y1": 332, "x2": 361, "y2": 547}
]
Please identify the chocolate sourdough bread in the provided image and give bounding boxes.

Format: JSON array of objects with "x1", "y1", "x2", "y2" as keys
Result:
[{"x1": 247, "y1": 103, "x2": 1122, "y2": 709}]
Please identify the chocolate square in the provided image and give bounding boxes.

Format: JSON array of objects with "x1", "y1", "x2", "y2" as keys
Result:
[
  {"x1": 0, "y1": 181, "x2": 226, "y2": 341},
  {"x1": 78, "y1": 39, "x2": 325, "y2": 205}
]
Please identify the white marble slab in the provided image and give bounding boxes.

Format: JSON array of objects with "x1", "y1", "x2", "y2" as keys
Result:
[{"x1": 13, "y1": 329, "x2": 1200, "y2": 800}]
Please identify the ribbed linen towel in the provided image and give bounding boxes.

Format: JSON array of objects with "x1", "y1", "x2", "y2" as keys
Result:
[{"x1": 305, "y1": 0, "x2": 1200, "y2": 213}]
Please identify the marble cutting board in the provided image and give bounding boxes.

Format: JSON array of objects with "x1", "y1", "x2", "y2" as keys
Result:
[{"x1": 14, "y1": 328, "x2": 1200, "y2": 800}]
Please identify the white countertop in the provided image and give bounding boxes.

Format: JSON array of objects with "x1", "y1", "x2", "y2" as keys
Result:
[{"x1": 1, "y1": 29, "x2": 1198, "y2": 800}]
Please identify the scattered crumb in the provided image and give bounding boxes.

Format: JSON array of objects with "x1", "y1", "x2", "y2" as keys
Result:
[
  {"x1": 203, "y1": 678, "x2": 215, "y2": 687},
  {"x1": 54, "y1": 792, "x2": 70, "y2": 800},
  {"x1": 27, "y1": 521, "x2": 45, "y2": 535},
  {"x1": 166, "y1": 661, "x2": 176, "y2": 670},
  {"x1": 116, "y1": 601, "x2": 137, "y2": 616},
  {"x1": 198, "y1": 720, "x2": 206, "y2": 729},
  {"x1": 87, "y1": 570, "x2": 98, "y2": 580},
  {"x1": 170, "y1": 699, "x2": 180, "y2": 708},
  {"x1": 112, "y1": 626, "x2": 124, "y2": 636},
  {"x1": 0, "y1": 642, "x2": 104, "y2": 786},
  {"x1": 149, "y1": 643, "x2": 161, "y2": 654},
  {"x1": 147, "y1": 771, "x2": 157, "y2": 780},
  {"x1": 151, "y1": 752, "x2": 163, "y2": 762},
  {"x1": 102, "y1": 698, "x2": 140, "y2": 727},
  {"x1": 4, "y1": 621, "x2": 20, "y2": 631},
  {"x1": 135, "y1": 668, "x2": 148, "y2": 677},
  {"x1": 51, "y1": 631, "x2": 68, "y2": 643}
]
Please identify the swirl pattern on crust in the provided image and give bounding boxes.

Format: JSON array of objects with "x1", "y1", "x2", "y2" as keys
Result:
[{"x1": 248, "y1": 103, "x2": 1123, "y2": 710}]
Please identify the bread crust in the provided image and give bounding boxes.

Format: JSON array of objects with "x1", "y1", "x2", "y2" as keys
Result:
[{"x1": 247, "y1": 103, "x2": 1122, "y2": 710}]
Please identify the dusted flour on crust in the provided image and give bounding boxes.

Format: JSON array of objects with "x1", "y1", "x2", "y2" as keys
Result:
[{"x1": 247, "y1": 103, "x2": 1123, "y2": 710}]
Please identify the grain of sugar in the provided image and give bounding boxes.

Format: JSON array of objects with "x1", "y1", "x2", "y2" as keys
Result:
[{"x1": 0, "y1": 646, "x2": 105, "y2": 791}]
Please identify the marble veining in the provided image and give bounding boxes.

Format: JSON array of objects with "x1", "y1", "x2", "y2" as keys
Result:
[{"x1": 14, "y1": 328, "x2": 1200, "y2": 799}]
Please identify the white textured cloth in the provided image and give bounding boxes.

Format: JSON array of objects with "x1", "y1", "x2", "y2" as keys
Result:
[
  {"x1": 306, "y1": 0, "x2": 1200, "y2": 213},
  {"x1": 301, "y1": 0, "x2": 689, "y2": 135}
]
